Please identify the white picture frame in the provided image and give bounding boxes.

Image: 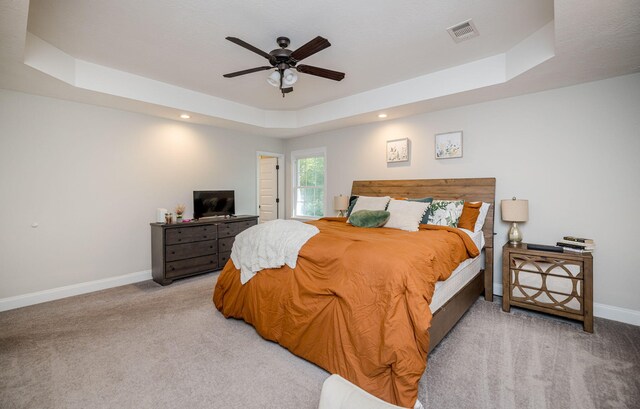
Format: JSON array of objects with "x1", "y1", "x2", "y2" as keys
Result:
[
  {"x1": 386, "y1": 138, "x2": 409, "y2": 163},
  {"x1": 435, "y1": 131, "x2": 463, "y2": 159}
]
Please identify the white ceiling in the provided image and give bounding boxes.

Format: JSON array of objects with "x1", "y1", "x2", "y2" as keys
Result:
[{"x1": 1, "y1": 0, "x2": 639, "y2": 137}]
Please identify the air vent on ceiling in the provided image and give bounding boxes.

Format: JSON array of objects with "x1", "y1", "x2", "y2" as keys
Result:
[{"x1": 447, "y1": 19, "x2": 479, "y2": 43}]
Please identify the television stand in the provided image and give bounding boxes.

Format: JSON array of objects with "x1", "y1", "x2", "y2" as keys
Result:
[{"x1": 150, "y1": 215, "x2": 258, "y2": 285}]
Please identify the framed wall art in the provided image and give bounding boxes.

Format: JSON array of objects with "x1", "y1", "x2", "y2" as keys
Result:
[
  {"x1": 386, "y1": 138, "x2": 409, "y2": 163},
  {"x1": 435, "y1": 131, "x2": 463, "y2": 159}
]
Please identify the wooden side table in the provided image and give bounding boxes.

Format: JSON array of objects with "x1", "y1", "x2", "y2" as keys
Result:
[{"x1": 502, "y1": 243, "x2": 593, "y2": 332}]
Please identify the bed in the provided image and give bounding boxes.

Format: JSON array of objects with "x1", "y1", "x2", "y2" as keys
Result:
[{"x1": 214, "y1": 178, "x2": 495, "y2": 408}]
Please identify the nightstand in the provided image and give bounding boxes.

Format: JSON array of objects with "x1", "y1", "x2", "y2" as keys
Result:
[{"x1": 502, "y1": 243, "x2": 593, "y2": 332}]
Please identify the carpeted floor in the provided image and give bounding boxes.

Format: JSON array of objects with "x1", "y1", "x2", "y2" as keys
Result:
[{"x1": 1, "y1": 272, "x2": 639, "y2": 409}]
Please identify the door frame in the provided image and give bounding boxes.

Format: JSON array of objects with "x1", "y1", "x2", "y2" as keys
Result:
[{"x1": 256, "y1": 151, "x2": 285, "y2": 220}]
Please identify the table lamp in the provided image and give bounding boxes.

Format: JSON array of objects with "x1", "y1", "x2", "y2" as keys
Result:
[
  {"x1": 501, "y1": 197, "x2": 529, "y2": 244},
  {"x1": 334, "y1": 195, "x2": 349, "y2": 217}
]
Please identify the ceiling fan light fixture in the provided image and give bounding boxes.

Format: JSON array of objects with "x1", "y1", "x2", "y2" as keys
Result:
[
  {"x1": 282, "y1": 68, "x2": 298, "y2": 86},
  {"x1": 267, "y1": 71, "x2": 281, "y2": 87}
]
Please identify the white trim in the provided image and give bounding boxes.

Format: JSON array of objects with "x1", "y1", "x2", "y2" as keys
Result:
[
  {"x1": 0, "y1": 270, "x2": 152, "y2": 312},
  {"x1": 593, "y1": 303, "x2": 640, "y2": 326},
  {"x1": 290, "y1": 147, "x2": 327, "y2": 219},
  {"x1": 24, "y1": 25, "x2": 555, "y2": 131},
  {"x1": 492, "y1": 282, "x2": 640, "y2": 326},
  {"x1": 256, "y1": 151, "x2": 285, "y2": 220}
]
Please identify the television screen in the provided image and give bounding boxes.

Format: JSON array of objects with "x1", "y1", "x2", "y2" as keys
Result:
[{"x1": 193, "y1": 190, "x2": 235, "y2": 219}]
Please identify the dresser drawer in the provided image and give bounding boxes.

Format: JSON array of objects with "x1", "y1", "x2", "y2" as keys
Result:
[
  {"x1": 218, "y1": 223, "x2": 236, "y2": 238},
  {"x1": 165, "y1": 240, "x2": 217, "y2": 262},
  {"x1": 165, "y1": 225, "x2": 217, "y2": 245},
  {"x1": 236, "y1": 219, "x2": 257, "y2": 233},
  {"x1": 510, "y1": 252, "x2": 583, "y2": 279},
  {"x1": 219, "y1": 251, "x2": 232, "y2": 269},
  {"x1": 165, "y1": 255, "x2": 217, "y2": 278},
  {"x1": 218, "y1": 236, "x2": 235, "y2": 253},
  {"x1": 218, "y1": 219, "x2": 258, "y2": 238}
]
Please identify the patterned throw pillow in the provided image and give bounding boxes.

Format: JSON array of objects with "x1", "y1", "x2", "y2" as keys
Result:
[{"x1": 427, "y1": 200, "x2": 464, "y2": 227}]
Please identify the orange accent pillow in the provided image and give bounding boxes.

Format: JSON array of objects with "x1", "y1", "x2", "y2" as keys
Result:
[{"x1": 457, "y1": 201, "x2": 482, "y2": 230}]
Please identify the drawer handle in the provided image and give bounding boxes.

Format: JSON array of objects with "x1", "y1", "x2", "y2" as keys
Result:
[
  {"x1": 171, "y1": 251, "x2": 175, "y2": 254},
  {"x1": 169, "y1": 266, "x2": 174, "y2": 270},
  {"x1": 203, "y1": 235, "x2": 208, "y2": 238},
  {"x1": 178, "y1": 231, "x2": 182, "y2": 234}
]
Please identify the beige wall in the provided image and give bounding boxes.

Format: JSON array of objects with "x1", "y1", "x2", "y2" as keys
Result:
[
  {"x1": 285, "y1": 73, "x2": 640, "y2": 313},
  {"x1": 0, "y1": 89, "x2": 284, "y2": 298}
]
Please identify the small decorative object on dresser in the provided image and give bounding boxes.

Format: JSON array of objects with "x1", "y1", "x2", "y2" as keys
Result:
[
  {"x1": 501, "y1": 197, "x2": 528, "y2": 244},
  {"x1": 502, "y1": 242, "x2": 593, "y2": 332},
  {"x1": 175, "y1": 204, "x2": 186, "y2": 222},
  {"x1": 150, "y1": 215, "x2": 258, "y2": 285}
]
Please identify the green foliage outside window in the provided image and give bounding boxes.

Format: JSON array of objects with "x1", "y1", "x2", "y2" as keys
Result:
[{"x1": 295, "y1": 156, "x2": 325, "y2": 217}]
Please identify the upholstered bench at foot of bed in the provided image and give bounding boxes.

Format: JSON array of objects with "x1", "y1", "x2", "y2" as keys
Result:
[{"x1": 318, "y1": 375, "x2": 423, "y2": 409}]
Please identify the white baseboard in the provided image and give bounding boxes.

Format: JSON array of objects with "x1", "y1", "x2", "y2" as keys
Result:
[
  {"x1": 0, "y1": 270, "x2": 152, "y2": 312},
  {"x1": 492, "y1": 283, "x2": 640, "y2": 326},
  {"x1": 593, "y1": 303, "x2": 640, "y2": 326}
]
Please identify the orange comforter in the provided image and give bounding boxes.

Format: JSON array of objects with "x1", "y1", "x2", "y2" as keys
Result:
[{"x1": 213, "y1": 218, "x2": 479, "y2": 407}]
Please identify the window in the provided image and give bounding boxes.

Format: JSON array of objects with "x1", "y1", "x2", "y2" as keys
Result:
[{"x1": 291, "y1": 148, "x2": 326, "y2": 218}]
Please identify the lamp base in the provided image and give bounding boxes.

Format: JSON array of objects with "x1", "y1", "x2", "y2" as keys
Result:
[{"x1": 508, "y1": 222, "x2": 523, "y2": 244}]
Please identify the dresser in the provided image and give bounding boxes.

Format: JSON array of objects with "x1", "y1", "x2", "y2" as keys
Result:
[
  {"x1": 150, "y1": 215, "x2": 258, "y2": 285},
  {"x1": 502, "y1": 243, "x2": 593, "y2": 332}
]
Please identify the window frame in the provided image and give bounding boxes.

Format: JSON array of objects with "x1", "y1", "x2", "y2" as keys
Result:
[{"x1": 290, "y1": 147, "x2": 327, "y2": 220}]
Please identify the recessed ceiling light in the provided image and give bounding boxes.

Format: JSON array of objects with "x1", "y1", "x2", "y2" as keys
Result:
[
  {"x1": 180, "y1": 114, "x2": 191, "y2": 119},
  {"x1": 378, "y1": 113, "x2": 387, "y2": 118}
]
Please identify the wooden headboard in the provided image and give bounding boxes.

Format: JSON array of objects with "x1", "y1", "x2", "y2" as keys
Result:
[{"x1": 351, "y1": 178, "x2": 496, "y2": 300}]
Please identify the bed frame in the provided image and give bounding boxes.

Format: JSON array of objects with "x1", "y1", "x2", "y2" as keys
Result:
[{"x1": 351, "y1": 178, "x2": 496, "y2": 352}]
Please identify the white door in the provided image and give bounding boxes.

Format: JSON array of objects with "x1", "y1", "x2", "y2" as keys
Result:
[{"x1": 259, "y1": 156, "x2": 278, "y2": 223}]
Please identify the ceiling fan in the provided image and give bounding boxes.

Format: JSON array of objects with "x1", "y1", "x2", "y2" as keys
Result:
[{"x1": 223, "y1": 36, "x2": 345, "y2": 97}]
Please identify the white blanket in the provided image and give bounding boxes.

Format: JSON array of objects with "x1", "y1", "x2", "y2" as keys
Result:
[{"x1": 231, "y1": 219, "x2": 320, "y2": 284}]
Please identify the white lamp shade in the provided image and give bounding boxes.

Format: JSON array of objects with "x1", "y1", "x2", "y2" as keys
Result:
[
  {"x1": 501, "y1": 199, "x2": 529, "y2": 222},
  {"x1": 267, "y1": 71, "x2": 281, "y2": 87},
  {"x1": 334, "y1": 195, "x2": 349, "y2": 211},
  {"x1": 282, "y1": 69, "x2": 298, "y2": 86}
]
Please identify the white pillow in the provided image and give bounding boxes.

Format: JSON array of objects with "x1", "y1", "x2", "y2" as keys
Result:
[
  {"x1": 474, "y1": 202, "x2": 491, "y2": 233},
  {"x1": 384, "y1": 199, "x2": 431, "y2": 232},
  {"x1": 347, "y1": 196, "x2": 391, "y2": 224}
]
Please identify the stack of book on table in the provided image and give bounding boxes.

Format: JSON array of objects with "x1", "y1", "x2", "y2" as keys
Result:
[{"x1": 556, "y1": 236, "x2": 595, "y2": 254}]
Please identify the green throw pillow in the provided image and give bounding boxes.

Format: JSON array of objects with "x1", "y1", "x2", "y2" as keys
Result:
[{"x1": 349, "y1": 210, "x2": 390, "y2": 228}]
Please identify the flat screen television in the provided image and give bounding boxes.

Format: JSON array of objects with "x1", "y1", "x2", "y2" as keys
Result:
[{"x1": 193, "y1": 190, "x2": 235, "y2": 219}]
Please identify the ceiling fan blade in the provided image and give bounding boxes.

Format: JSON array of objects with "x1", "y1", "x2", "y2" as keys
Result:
[
  {"x1": 290, "y1": 36, "x2": 331, "y2": 61},
  {"x1": 296, "y1": 65, "x2": 345, "y2": 81},
  {"x1": 223, "y1": 66, "x2": 273, "y2": 78},
  {"x1": 281, "y1": 87, "x2": 293, "y2": 93},
  {"x1": 226, "y1": 37, "x2": 274, "y2": 62}
]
